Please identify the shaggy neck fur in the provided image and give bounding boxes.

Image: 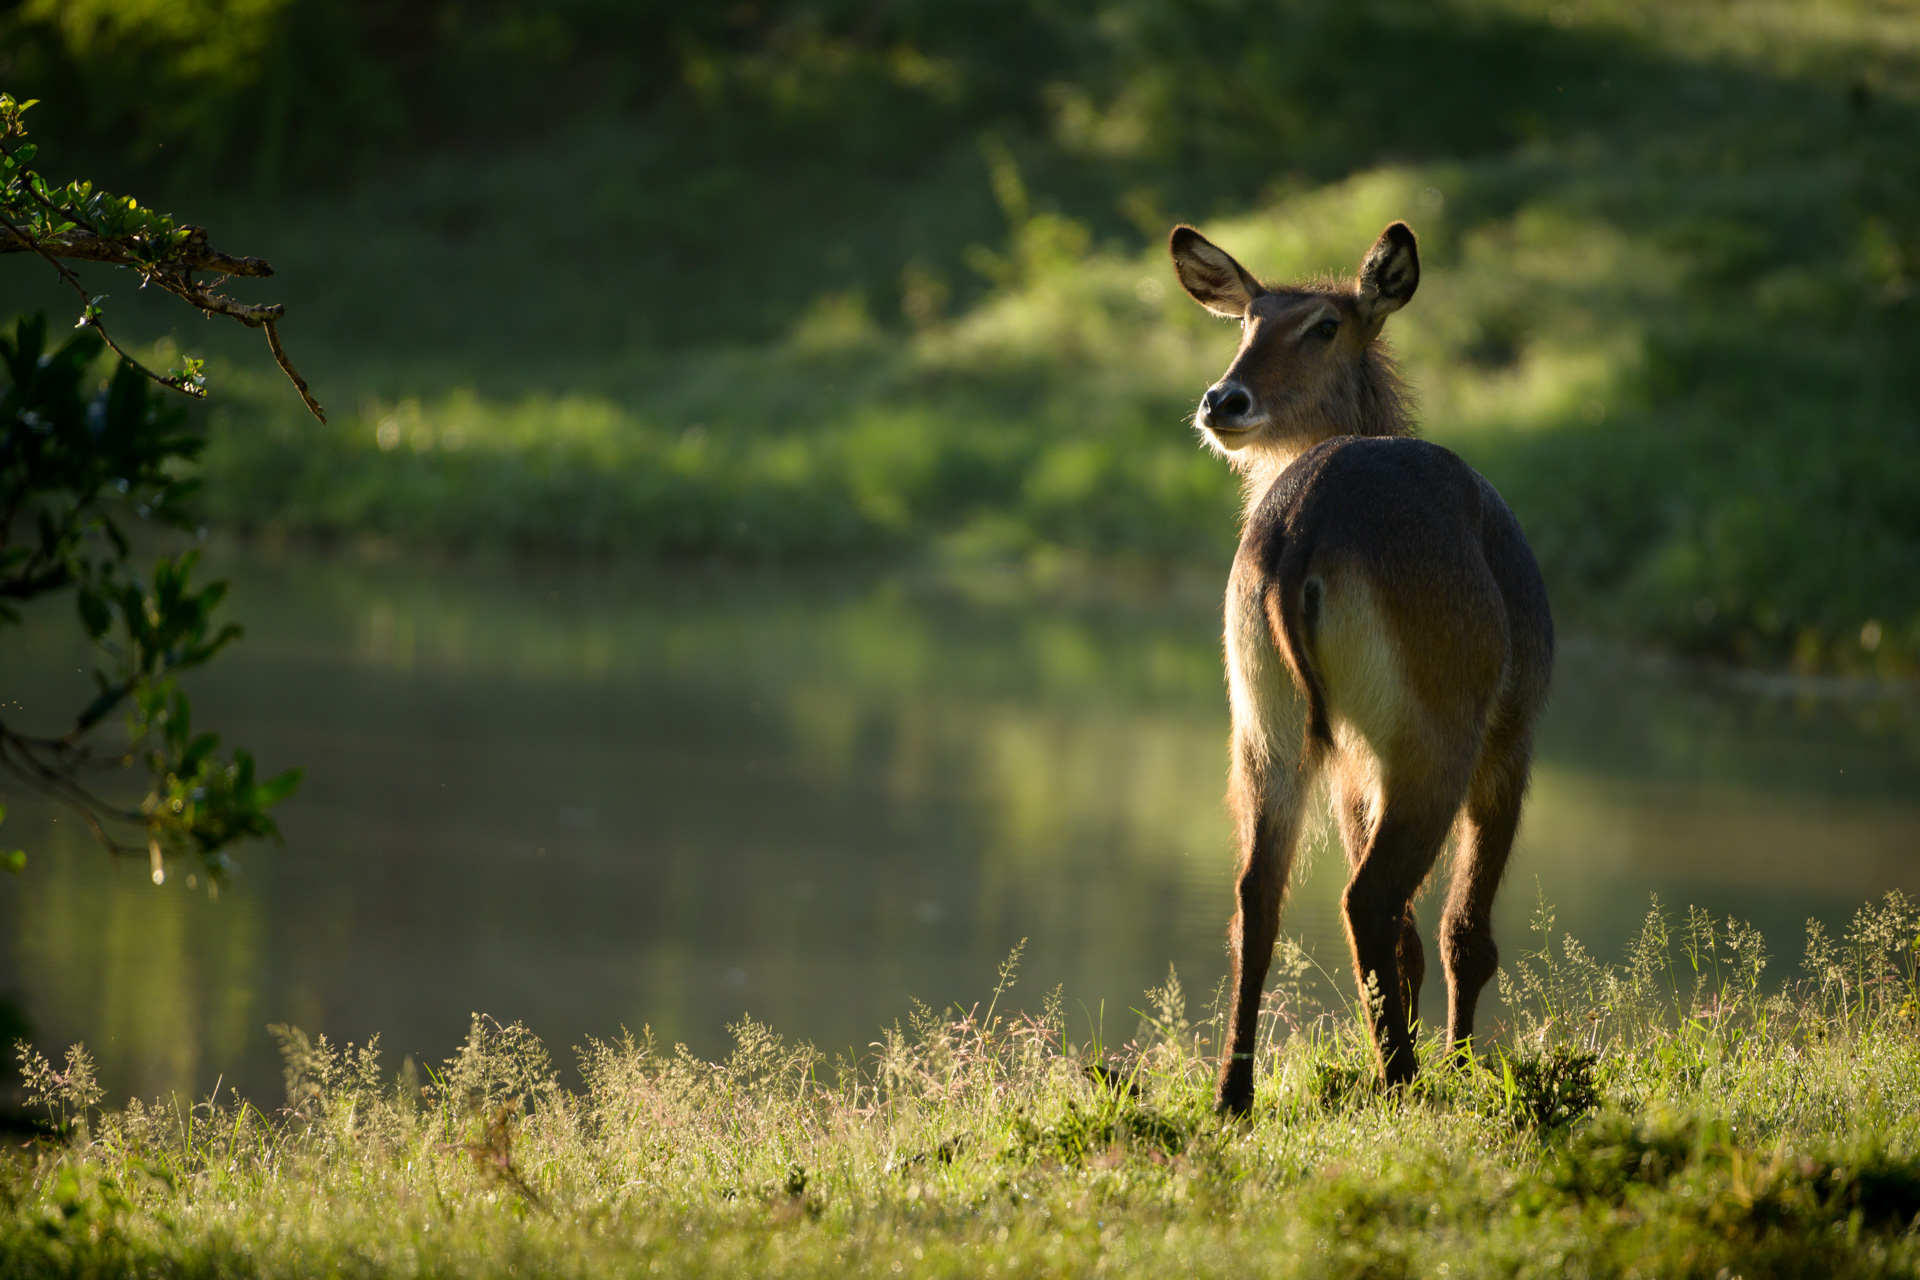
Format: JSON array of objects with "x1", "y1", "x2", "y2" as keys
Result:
[{"x1": 1225, "y1": 340, "x2": 1414, "y2": 515}]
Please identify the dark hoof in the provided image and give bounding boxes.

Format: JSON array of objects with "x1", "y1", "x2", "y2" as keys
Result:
[
  {"x1": 1216, "y1": 1056, "x2": 1255, "y2": 1118},
  {"x1": 1214, "y1": 1090, "x2": 1253, "y2": 1120},
  {"x1": 1378, "y1": 1044, "x2": 1420, "y2": 1092}
]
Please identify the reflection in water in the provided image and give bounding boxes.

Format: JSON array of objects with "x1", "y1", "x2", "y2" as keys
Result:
[{"x1": 2, "y1": 551, "x2": 1917, "y2": 1104}]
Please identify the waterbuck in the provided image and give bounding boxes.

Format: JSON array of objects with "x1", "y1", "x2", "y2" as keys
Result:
[{"x1": 1168, "y1": 221, "x2": 1553, "y2": 1115}]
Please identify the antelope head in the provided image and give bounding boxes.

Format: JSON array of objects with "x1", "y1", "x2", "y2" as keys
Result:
[{"x1": 1169, "y1": 222, "x2": 1419, "y2": 472}]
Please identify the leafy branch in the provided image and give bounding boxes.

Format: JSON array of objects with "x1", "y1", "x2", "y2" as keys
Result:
[
  {"x1": 0, "y1": 89, "x2": 308, "y2": 879},
  {"x1": 0, "y1": 314, "x2": 301, "y2": 878},
  {"x1": 0, "y1": 93, "x2": 324, "y2": 422}
]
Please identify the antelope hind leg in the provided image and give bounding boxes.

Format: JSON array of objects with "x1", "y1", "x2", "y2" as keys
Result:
[
  {"x1": 1442, "y1": 739, "x2": 1531, "y2": 1053},
  {"x1": 1334, "y1": 771, "x2": 1427, "y2": 1033},
  {"x1": 1342, "y1": 795, "x2": 1459, "y2": 1088}
]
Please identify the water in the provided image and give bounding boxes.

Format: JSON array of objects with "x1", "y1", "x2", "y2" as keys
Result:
[{"x1": 3, "y1": 549, "x2": 1917, "y2": 1105}]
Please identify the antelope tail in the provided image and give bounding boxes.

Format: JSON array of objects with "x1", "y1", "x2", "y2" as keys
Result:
[{"x1": 1264, "y1": 540, "x2": 1332, "y2": 750}]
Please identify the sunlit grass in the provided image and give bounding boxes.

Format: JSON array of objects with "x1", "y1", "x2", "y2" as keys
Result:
[{"x1": 8, "y1": 895, "x2": 1920, "y2": 1277}]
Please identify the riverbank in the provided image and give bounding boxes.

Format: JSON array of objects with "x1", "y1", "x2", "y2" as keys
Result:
[
  {"x1": 179, "y1": 130, "x2": 1920, "y2": 677},
  {"x1": 4, "y1": 896, "x2": 1920, "y2": 1278},
  {"x1": 12, "y1": 0, "x2": 1916, "y2": 677}
]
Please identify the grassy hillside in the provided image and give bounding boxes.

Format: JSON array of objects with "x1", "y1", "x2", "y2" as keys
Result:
[
  {"x1": 8, "y1": 0, "x2": 1919, "y2": 672},
  {"x1": 6, "y1": 896, "x2": 1920, "y2": 1278}
]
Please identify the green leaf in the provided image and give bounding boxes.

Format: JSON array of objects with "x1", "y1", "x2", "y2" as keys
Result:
[
  {"x1": 76, "y1": 587, "x2": 111, "y2": 639},
  {"x1": 0, "y1": 851, "x2": 23, "y2": 875},
  {"x1": 251, "y1": 768, "x2": 304, "y2": 809},
  {"x1": 181, "y1": 731, "x2": 220, "y2": 774}
]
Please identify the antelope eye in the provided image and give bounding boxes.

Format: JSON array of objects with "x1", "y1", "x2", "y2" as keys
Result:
[{"x1": 1313, "y1": 319, "x2": 1339, "y2": 339}]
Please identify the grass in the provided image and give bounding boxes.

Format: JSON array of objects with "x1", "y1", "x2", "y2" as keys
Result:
[
  {"x1": 7, "y1": 893, "x2": 1920, "y2": 1277},
  {"x1": 16, "y1": 0, "x2": 1918, "y2": 675}
]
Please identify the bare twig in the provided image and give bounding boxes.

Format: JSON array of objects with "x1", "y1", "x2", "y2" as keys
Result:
[
  {"x1": 0, "y1": 724, "x2": 146, "y2": 859},
  {"x1": 264, "y1": 320, "x2": 325, "y2": 423},
  {"x1": 160, "y1": 260, "x2": 286, "y2": 325}
]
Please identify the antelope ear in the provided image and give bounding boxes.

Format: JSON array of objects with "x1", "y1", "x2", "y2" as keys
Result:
[
  {"x1": 1169, "y1": 226, "x2": 1263, "y2": 318},
  {"x1": 1356, "y1": 222, "x2": 1419, "y2": 322}
]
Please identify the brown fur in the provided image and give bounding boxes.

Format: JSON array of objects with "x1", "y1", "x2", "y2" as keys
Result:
[{"x1": 1170, "y1": 222, "x2": 1553, "y2": 1115}]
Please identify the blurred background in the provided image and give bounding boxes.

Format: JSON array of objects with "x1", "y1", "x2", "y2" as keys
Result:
[{"x1": 1, "y1": 0, "x2": 1917, "y2": 1103}]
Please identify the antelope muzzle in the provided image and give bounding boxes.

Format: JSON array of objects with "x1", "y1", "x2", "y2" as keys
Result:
[{"x1": 1197, "y1": 378, "x2": 1263, "y2": 443}]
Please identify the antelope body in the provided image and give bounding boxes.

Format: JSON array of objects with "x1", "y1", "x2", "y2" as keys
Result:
[{"x1": 1168, "y1": 221, "x2": 1552, "y2": 1115}]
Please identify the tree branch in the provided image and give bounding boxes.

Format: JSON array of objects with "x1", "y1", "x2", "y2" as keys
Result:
[
  {"x1": 0, "y1": 723, "x2": 146, "y2": 859},
  {"x1": 0, "y1": 222, "x2": 273, "y2": 277},
  {"x1": 0, "y1": 116, "x2": 324, "y2": 422},
  {"x1": 264, "y1": 320, "x2": 325, "y2": 423},
  {"x1": 0, "y1": 202, "x2": 201, "y2": 396}
]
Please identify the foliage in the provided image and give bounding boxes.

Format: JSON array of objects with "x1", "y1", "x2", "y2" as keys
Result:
[
  {"x1": 5, "y1": 895, "x2": 1920, "y2": 1276},
  {"x1": 7, "y1": 2, "x2": 1918, "y2": 673},
  {"x1": 0, "y1": 103, "x2": 188, "y2": 266},
  {"x1": 0, "y1": 2, "x2": 1078, "y2": 188},
  {"x1": 0, "y1": 93, "x2": 324, "y2": 418},
  {"x1": 0, "y1": 92, "x2": 312, "y2": 873},
  {"x1": 0, "y1": 313, "x2": 298, "y2": 877},
  {"x1": 41, "y1": 0, "x2": 1894, "y2": 675}
]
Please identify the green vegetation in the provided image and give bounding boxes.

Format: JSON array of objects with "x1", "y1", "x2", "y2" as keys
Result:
[
  {"x1": 7, "y1": 9, "x2": 1917, "y2": 1273},
  {"x1": 0, "y1": 312, "x2": 297, "y2": 877},
  {"x1": 0, "y1": 89, "x2": 303, "y2": 877},
  {"x1": 8, "y1": 0, "x2": 1918, "y2": 671},
  {"x1": 7, "y1": 894, "x2": 1920, "y2": 1277}
]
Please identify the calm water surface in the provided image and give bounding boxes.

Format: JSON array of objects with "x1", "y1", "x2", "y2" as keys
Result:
[{"x1": 3, "y1": 550, "x2": 1917, "y2": 1103}]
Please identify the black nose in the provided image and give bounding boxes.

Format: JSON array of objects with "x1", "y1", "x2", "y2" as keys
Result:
[{"x1": 1204, "y1": 384, "x2": 1252, "y2": 420}]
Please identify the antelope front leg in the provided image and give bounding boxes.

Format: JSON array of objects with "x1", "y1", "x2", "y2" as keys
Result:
[{"x1": 1216, "y1": 744, "x2": 1312, "y2": 1116}]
